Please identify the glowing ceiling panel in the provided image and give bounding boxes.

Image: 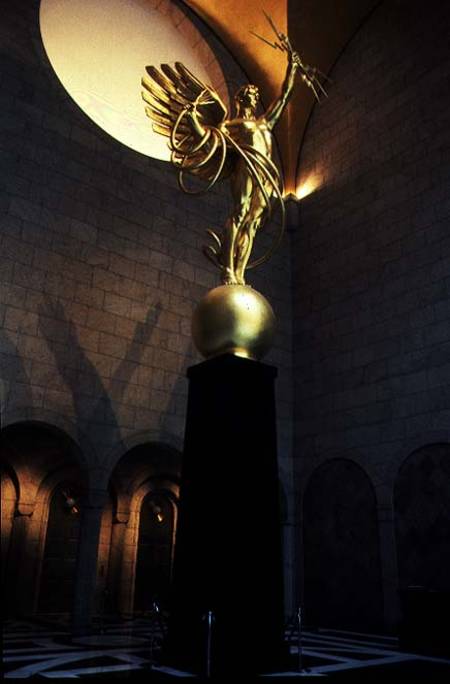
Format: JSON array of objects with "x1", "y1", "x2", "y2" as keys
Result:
[{"x1": 39, "y1": 0, "x2": 228, "y2": 161}]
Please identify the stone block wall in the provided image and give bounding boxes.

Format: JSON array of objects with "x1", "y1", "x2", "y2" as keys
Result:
[{"x1": 293, "y1": 0, "x2": 450, "y2": 626}]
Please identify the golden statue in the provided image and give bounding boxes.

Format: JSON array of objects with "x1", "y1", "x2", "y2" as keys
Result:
[{"x1": 142, "y1": 16, "x2": 327, "y2": 359}]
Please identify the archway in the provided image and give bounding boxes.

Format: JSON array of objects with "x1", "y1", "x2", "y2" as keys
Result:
[
  {"x1": 302, "y1": 458, "x2": 383, "y2": 630},
  {"x1": 134, "y1": 489, "x2": 177, "y2": 612},
  {"x1": 394, "y1": 443, "x2": 450, "y2": 591},
  {"x1": 38, "y1": 480, "x2": 83, "y2": 614},
  {"x1": 394, "y1": 443, "x2": 450, "y2": 652},
  {"x1": 1, "y1": 464, "x2": 19, "y2": 597},
  {"x1": 107, "y1": 442, "x2": 181, "y2": 616},
  {"x1": 0, "y1": 421, "x2": 85, "y2": 617}
]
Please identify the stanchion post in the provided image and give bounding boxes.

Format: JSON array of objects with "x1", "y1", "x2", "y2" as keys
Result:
[
  {"x1": 204, "y1": 610, "x2": 214, "y2": 677},
  {"x1": 149, "y1": 601, "x2": 160, "y2": 669},
  {"x1": 297, "y1": 606, "x2": 303, "y2": 672}
]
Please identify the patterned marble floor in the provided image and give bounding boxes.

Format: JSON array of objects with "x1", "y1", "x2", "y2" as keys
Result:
[{"x1": 2, "y1": 618, "x2": 450, "y2": 678}]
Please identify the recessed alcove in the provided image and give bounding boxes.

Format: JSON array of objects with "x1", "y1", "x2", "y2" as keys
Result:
[
  {"x1": 107, "y1": 442, "x2": 180, "y2": 617},
  {"x1": 39, "y1": 0, "x2": 230, "y2": 161},
  {"x1": 1, "y1": 421, "x2": 86, "y2": 617}
]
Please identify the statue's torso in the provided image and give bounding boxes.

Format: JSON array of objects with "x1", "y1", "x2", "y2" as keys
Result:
[{"x1": 221, "y1": 117, "x2": 272, "y2": 157}]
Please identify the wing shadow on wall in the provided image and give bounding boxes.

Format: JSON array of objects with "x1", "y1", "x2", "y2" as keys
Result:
[
  {"x1": 0, "y1": 331, "x2": 31, "y2": 423},
  {"x1": 38, "y1": 296, "x2": 163, "y2": 449}
]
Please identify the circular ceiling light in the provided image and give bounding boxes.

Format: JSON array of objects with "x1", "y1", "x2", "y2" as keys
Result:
[{"x1": 39, "y1": 0, "x2": 228, "y2": 161}]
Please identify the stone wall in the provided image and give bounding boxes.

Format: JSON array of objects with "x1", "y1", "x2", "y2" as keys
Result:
[{"x1": 293, "y1": 0, "x2": 450, "y2": 627}]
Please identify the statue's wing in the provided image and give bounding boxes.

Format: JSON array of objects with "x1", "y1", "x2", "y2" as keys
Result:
[{"x1": 142, "y1": 63, "x2": 230, "y2": 188}]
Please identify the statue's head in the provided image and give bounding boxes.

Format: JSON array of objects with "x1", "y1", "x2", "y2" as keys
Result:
[{"x1": 235, "y1": 84, "x2": 260, "y2": 113}]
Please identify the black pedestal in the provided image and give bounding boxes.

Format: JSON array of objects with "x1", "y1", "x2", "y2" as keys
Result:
[
  {"x1": 399, "y1": 588, "x2": 450, "y2": 656},
  {"x1": 166, "y1": 354, "x2": 285, "y2": 675}
]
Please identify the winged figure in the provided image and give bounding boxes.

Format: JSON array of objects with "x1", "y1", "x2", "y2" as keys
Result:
[{"x1": 142, "y1": 29, "x2": 326, "y2": 285}]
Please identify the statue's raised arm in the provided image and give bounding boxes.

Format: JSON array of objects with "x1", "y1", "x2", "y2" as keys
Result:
[
  {"x1": 142, "y1": 15, "x2": 328, "y2": 287},
  {"x1": 265, "y1": 40, "x2": 300, "y2": 130}
]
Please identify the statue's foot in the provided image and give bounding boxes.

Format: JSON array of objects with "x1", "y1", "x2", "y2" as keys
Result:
[{"x1": 222, "y1": 267, "x2": 238, "y2": 285}]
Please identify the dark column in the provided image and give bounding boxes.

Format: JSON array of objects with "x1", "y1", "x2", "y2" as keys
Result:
[
  {"x1": 71, "y1": 490, "x2": 107, "y2": 634},
  {"x1": 377, "y1": 502, "x2": 400, "y2": 630},
  {"x1": 167, "y1": 354, "x2": 285, "y2": 675},
  {"x1": 5, "y1": 504, "x2": 35, "y2": 617}
]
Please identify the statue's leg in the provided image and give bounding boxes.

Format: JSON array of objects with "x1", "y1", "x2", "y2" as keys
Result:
[
  {"x1": 234, "y1": 187, "x2": 269, "y2": 284},
  {"x1": 220, "y1": 166, "x2": 252, "y2": 284},
  {"x1": 220, "y1": 217, "x2": 240, "y2": 284},
  {"x1": 234, "y1": 219, "x2": 260, "y2": 285}
]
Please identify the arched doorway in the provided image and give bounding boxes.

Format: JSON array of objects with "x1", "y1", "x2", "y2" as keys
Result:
[
  {"x1": 134, "y1": 489, "x2": 176, "y2": 612},
  {"x1": 394, "y1": 443, "x2": 450, "y2": 652},
  {"x1": 302, "y1": 458, "x2": 383, "y2": 630},
  {"x1": 394, "y1": 443, "x2": 450, "y2": 592},
  {"x1": 107, "y1": 442, "x2": 181, "y2": 616},
  {"x1": 1, "y1": 464, "x2": 19, "y2": 597},
  {"x1": 1, "y1": 421, "x2": 85, "y2": 617},
  {"x1": 38, "y1": 481, "x2": 83, "y2": 614}
]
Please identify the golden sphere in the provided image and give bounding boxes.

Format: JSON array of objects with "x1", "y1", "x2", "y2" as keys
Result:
[{"x1": 192, "y1": 284, "x2": 276, "y2": 361}]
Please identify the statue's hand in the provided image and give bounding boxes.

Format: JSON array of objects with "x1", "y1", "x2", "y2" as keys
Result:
[
  {"x1": 291, "y1": 51, "x2": 304, "y2": 69},
  {"x1": 279, "y1": 32, "x2": 294, "y2": 56},
  {"x1": 280, "y1": 33, "x2": 303, "y2": 68}
]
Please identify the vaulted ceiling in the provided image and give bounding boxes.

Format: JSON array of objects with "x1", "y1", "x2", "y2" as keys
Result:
[{"x1": 183, "y1": 0, "x2": 379, "y2": 194}]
